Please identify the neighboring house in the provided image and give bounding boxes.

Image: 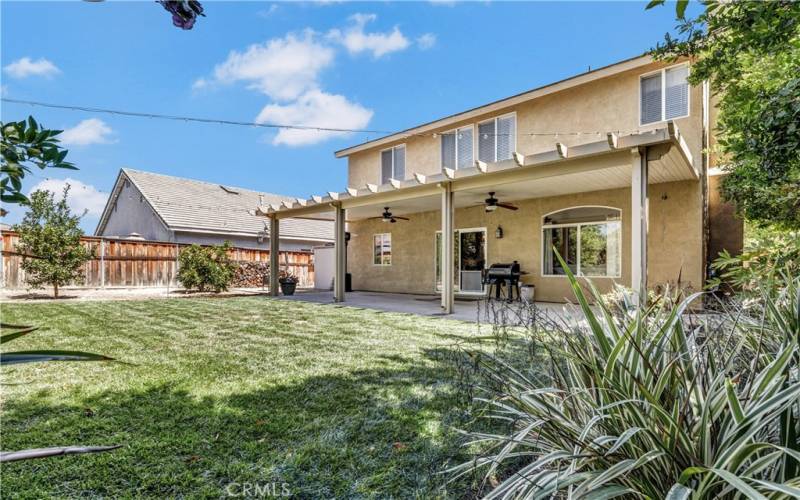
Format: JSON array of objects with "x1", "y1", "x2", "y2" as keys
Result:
[
  {"x1": 96, "y1": 169, "x2": 333, "y2": 251},
  {"x1": 258, "y1": 54, "x2": 742, "y2": 308}
]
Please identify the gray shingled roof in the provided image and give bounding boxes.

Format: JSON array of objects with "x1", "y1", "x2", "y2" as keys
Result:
[{"x1": 100, "y1": 169, "x2": 333, "y2": 242}]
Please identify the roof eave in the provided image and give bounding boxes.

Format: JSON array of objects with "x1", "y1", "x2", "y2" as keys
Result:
[{"x1": 334, "y1": 53, "x2": 656, "y2": 159}]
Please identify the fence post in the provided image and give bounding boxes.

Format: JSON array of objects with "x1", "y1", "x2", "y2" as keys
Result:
[
  {"x1": 174, "y1": 243, "x2": 179, "y2": 287},
  {"x1": 0, "y1": 231, "x2": 5, "y2": 289},
  {"x1": 99, "y1": 238, "x2": 105, "y2": 288}
]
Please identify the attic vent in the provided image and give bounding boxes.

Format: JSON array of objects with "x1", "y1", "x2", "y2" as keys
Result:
[{"x1": 220, "y1": 185, "x2": 239, "y2": 195}]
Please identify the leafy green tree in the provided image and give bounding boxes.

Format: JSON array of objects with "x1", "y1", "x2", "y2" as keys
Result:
[
  {"x1": 648, "y1": 0, "x2": 800, "y2": 229},
  {"x1": 13, "y1": 187, "x2": 93, "y2": 298},
  {"x1": 177, "y1": 242, "x2": 237, "y2": 293},
  {"x1": 1, "y1": 116, "x2": 76, "y2": 215}
]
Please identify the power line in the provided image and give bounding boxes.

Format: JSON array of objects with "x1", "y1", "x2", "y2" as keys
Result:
[
  {"x1": 1, "y1": 98, "x2": 395, "y2": 135},
  {"x1": 2, "y1": 97, "x2": 643, "y2": 138}
]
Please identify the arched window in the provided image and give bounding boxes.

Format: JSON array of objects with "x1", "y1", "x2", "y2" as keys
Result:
[{"x1": 542, "y1": 206, "x2": 622, "y2": 278}]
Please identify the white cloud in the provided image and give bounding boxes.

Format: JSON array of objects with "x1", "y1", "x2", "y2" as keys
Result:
[
  {"x1": 256, "y1": 90, "x2": 373, "y2": 146},
  {"x1": 417, "y1": 33, "x2": 437, "y2": 50},
  {"x1": 3, "y1": 57, "x2": 60, "y2": 79},
  {"x1": 328, "y1": 13, "x2": 410, "y2": 58},
  {"x1": 60, "y1": 118, "x2": 116, "y2": 146},
  {"x1": 29, "y1": 178, "x2": 108, "y2": 218},
  {"x1": 210, "y1": 31, "x2": 335, "y2": 101},
  {"x1": 257, "y1": 4, "x2": 279, "y2": 18},
  {"x1": 429, "y1": 0, "x2": 457, "y2": 6},
  {"x1": 1, "y1": 85, "x2": 8, "y2": 97},
  {"x1": 191, "y1": 77, "x2": 210, "y2": 92}
]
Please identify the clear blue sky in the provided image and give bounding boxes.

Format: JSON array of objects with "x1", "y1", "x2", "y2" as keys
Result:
[{"x1": 1, "y1": 1, "x2": 694, "y2": 232}]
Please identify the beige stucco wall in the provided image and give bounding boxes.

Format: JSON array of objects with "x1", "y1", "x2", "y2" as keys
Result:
[
  {"x1": 347, "y1": 179, "x2": 703, "y2": 303},
  {"x1": 346, "y1": 60, "x2": 704, "y2": 189}
]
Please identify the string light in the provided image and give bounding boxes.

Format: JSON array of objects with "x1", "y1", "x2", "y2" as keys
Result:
[{"x1": 2, "y1": 97, "x2": 644, "y2": 139}]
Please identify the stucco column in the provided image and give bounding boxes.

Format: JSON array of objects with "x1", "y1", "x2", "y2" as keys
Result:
[
  {"x1": 334, "y1": 203, "x2": 346, "y2": 303},
  {"x1": 440, "y1": 182, "x2": 454, "y2": 314},
  {"x1": 269, "y1": 215, "x2": 280, "y2": 296},
  {"x1": 631, "y1": 147, "x2": 648, "y2": 306}
]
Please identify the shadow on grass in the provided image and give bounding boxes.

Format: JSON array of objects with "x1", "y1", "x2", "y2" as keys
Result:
[{"x1": 2, "y1": 354, "x2": 488, "y2": 499}]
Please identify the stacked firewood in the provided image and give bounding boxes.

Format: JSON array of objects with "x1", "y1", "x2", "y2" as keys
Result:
[{"x1": 231, "y1": 261, "x2": 270, "y2": 288}]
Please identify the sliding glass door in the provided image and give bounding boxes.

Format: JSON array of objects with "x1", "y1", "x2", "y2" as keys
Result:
[{"x1": 435, "y1": 228, "x2": 487, "y2": 294}]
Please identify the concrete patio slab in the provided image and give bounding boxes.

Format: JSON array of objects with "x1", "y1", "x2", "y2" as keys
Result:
[{"x1": 277, "y1": 290, "x2": 584, "y2": 324}]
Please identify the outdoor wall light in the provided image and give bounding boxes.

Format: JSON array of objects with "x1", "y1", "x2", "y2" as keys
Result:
[{"x1": 495, "y1": 226, "x2": 504, "y2": 239}]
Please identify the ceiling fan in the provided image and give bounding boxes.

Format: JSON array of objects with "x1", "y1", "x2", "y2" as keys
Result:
[
  {"x1": 369, "y1": 207, "x2": 409, "y2": 223},
  {"x1": 482, "y1": 192, "x2": 518, "y2": 212}
]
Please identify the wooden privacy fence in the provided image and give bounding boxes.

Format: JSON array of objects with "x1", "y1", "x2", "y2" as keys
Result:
[{"x1": 1, "y1": 231, "x2": 313, "y2": 289}]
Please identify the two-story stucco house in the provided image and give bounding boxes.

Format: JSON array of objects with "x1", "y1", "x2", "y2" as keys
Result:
[{"x1": 257, "y1": 55, "x2": 742, "y2": 310}]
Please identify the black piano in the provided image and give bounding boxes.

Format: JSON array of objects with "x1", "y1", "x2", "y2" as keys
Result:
[{"x1": 483, "y1": 261, "x2": 522, "y2": 301}]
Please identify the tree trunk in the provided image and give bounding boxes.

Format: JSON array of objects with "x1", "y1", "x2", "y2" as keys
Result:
[{"x1": 53, "y1": 283, "x2": 59, "y2": 299}]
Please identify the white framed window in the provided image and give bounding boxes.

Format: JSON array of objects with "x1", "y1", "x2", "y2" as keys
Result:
[
  {"x1": 441, "y1": 125, "x2": 474, "y2": 170},
  {"x1": 373, "y1": 233, "x2": 392, "y2": 266},
  {"x1": 478, "y1": 113, "x2": 516, "y2": 163},
  {"x1": 542, "y1": 206, "x2": 622, "y2": 278},
  {"x1": 380, "y1": 145, "x2": 406, "y2": 184},
  {"x1": 640, "y1": 63, "x2": 690, "y2": 125}
]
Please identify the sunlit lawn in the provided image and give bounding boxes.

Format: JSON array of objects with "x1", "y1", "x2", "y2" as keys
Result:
[{"x1": 1, "y1": 296, "x2": 488, "y2": 498}]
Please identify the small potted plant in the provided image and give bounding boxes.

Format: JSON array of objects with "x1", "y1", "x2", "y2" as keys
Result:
[{"x1": 278, "y1": 271, "x2": 299, "y2": 296}]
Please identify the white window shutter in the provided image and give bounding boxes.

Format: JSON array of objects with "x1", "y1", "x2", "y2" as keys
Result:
[
  {"x1": 441, "y1": 133, "x2": 456, "y2": 169},
  {"x1": 381, "y1": 149, "x2": 393, "y2": 184},
  {"x1": 456, "y1": 127, "x2": 473, "y2": 169},
  {"x1": 496, "y1": 115, "x2": 515, "y2": 161},
  {"x1": 640, "y1": 73, "x2": 662, "y2": 124},
  {"x1": 393, "y1": 146, "x2": 405, "y2": 180},
  {"x1": 478, "y1": 121, "x2": 496, "y2": 163},
  {"x1": 665, "y1": 66, "x2": 689, "y2": 120}
]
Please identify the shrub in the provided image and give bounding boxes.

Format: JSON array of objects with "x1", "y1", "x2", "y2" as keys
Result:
[
  {"x1": 709, "y1": 226, "x2": 800, "y2": 294},
  {"x1": 450, "y1": 257, "x2": 800, "y2": 498},
  {"x1": 176, "y1": 242, "x2": 237, "y2": 293}
]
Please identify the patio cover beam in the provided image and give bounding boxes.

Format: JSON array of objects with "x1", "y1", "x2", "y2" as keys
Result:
[
  {"x1": 631, "y1": 147, "x2": 649, "y2": 306},
  {"x1": 257, "y1": 123, "x2": 695, "y2": 221},
  {"x1": 334, "y1": 203, "x2": 346, "y2": 303},
  {"x1": 440, "y1": 182, "x2": 454, "y2": 314},
  {"x1": 269, "y1": 215, "x2": 280, "y2": 297}
]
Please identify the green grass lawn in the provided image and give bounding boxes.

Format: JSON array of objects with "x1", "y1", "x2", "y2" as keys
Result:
[{"x1": 1, "y1": 297, "x2": 490, "y2": 498}]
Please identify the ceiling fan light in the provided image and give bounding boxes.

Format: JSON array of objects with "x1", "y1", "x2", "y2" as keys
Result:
[{"x1": 485, "y1": 204, "x2": 497, "y2": 212}]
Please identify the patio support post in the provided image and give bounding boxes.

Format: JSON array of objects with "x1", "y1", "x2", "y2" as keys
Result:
[
  {"x1": 631, "y1": 147, "x2": 649, "y2": 307},
  {"x1": 334, "y1": 203, "x2": 346, "y2": 303},
  {"x1": 440, "y1": 182, "x2": 454, "y2": 314},
  {"x1": 269, "y1": 215, "x2": 280, "y2": 296}
]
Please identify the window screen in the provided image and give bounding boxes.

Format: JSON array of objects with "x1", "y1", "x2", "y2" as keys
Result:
[
  {"x1": 456, "y1": 127, "x2": 473, "y2": 169},
  {"x1": 381, "y1": 150, "x2": 393, "y2": 184},
  {"x1": 392, "y1": 146, "x2": 405, "y2": 180},
  {"x1": 497, "y1": 115, "x2": 515, "y2": 160},
  {"x1": 640, "y1": 73, "x2": 662, "y2": 125},
  {"x1": 665, "y1": 65, "x2": 689, "y2": 119},
  {"x1": 478, "y1": 121, "x2": 496, "y2": 163},
  {"x1": 441, "y1": 132, "x2": 456, "y2": 169}
]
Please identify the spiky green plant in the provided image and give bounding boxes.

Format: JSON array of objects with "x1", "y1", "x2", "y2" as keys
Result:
[
  {"x1": 1, "y1": 323, "x2": 119, "y2": 462},
  {"x1": 450, "y1": 258, "x2": 800, "y2": 498}
]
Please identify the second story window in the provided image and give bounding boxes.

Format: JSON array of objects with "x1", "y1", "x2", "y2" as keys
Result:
[
  {"x1": 640, "y1": 64, "x2": 690, "y2": 125},
  {"x1": 478, "y1": 114, "x2": 516, "y2": 163},
  {"x1": 441, "y1": 126, "x2": 473, "y2": 170},
  {"x1": 380, "y1": 145, "x2": 405, "y2": 184}
]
